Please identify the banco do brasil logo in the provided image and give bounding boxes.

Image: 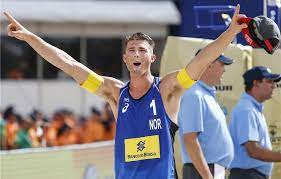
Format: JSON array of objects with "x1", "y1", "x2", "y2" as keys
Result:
[{"x1": 137, "y1": 140, "x2": 146, "y2": 152}]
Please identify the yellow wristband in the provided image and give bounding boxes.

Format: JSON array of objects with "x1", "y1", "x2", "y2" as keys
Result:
[
  {"x1": 81, "y1": 72, "x2": 104, "y2": 93},
  {"x1": 177, "y1": 69, "x2": 196, "y2": 89}
]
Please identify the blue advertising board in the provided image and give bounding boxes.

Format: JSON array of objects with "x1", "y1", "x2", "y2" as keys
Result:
[{"x1": 179, "y1": 0, "x2": 280, "y2": 45}]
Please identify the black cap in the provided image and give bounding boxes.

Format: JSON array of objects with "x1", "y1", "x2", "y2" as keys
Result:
[
  {"x1": 195, "y1": 49, "x2": 234, "y2": 65},
  {"x1": 239, "y1": 16, "x2": 281, "y2": 54},
  {"x1": 243, "y1": 66, "x2": 281, "y2": 85}
]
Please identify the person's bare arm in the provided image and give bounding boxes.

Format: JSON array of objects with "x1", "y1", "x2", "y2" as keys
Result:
[
  {"x1": 244, "y1": 141, "x2": 281, "y2": 162},
  {"x1": 184, "y1": 4, "x2": 245, "y2": 81},
  {"x1": 184, "y1": 133, "x2": 214, "y2": 179},
  {"x1": 160, "y1": 5, "x2": 247, "y2": 123},
  {"x1": 4, "y1": 12, "x2": 124, "y2": 112}
]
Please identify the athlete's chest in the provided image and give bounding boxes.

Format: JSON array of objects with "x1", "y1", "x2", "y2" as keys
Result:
[
  {"x1": 117, "y1": 88, "x2": 171, "y2": 163},
  {"x1": 118, "y1": 88, "x2": 166, "y2": 132}
]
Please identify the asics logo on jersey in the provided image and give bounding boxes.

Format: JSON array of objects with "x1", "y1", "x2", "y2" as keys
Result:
[{"x1": 122, "y1": 103, "x2": 129, "y2": 113}]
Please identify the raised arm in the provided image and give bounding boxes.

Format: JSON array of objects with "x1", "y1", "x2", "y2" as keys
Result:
[
  {"x1": 4, "y1": 12, "x2": 123, "y2": 113},
  {"x1": 184, "y1": 5, "x2": 246, "y2": 80},
  {"x1": 159, "y1": 5, "x2": 247, "y2": 123},
  {"x1": 163, "y1": 4, "x2": 246, "y2": 87}
]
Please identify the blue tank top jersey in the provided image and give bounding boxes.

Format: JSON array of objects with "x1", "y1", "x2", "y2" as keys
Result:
[{"x1": 115, "y1": 77, "x2": 178, "y2": 179}]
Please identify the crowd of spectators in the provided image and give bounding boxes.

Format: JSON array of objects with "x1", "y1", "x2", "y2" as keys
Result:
[{"x1": 0, "y1": 104, "x2": 116, "y2": 150}]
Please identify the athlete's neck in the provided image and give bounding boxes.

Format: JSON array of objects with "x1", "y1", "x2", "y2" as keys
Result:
[{"x1": 129, "y1": 73, "x2": 154, "y2": 99}]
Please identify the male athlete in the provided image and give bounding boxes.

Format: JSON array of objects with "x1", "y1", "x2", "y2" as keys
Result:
[{"x1": 4, "y1": 5, "x2": 246, "y2": 178}]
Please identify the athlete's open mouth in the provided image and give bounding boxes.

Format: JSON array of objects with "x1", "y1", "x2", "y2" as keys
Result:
[{"x1": 133, "y1": 62, "x2": 141, "y2": 66}]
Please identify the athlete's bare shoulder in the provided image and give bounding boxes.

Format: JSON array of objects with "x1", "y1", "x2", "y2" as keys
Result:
[{"x1": 97, "y1": 76, "x2": 124, "y2": 104}]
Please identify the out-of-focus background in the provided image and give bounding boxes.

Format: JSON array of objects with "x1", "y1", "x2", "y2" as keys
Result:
[{"x1": 0, "y1": 0, "x2": 280, "y2": 179}]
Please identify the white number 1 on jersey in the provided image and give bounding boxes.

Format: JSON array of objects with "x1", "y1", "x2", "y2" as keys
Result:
[{"x1": 150, "y1": 99, "x2": 157, "y2": 116}]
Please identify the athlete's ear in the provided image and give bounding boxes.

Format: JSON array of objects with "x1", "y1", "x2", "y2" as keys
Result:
[
  {"x1": 151, "y1": 54, "x2": 156, "y2": 63},
  {"x1": 123, "y1": 54, "x2": 127, "y2": 63}
]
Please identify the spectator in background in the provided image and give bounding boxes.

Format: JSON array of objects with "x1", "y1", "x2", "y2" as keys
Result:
[
  {"x1": 14, "y1": 115, "x2": 32, "y2": 149},
  {"x1": 0, "y1": 113, "x2": 6, "y2": 149},
  {"x1": 47, "y1": 109, "x2": 80, "y2": 146},
  {"x1": 44, "y1": 110, "x2": 65, "y2": 146},
  {"x1": 101, "y1": 103, "x2": 116, "y2": 140},
  {"x1": 229, "y1": 66, "x2": 281, "y2": 179},
  {"x1": 80, "y1": 107, "x2": 105, "y2": 143},
  {"x1": 28, "y1": 109, "x2": 46, "y2": 147},
  {"x1": 3, "y1": 106, "x2": 19, "y2": 150},
  {"x1": 0, "y1": 105, "x2": 117, "y2": 150},
  {"x1": 56, "y1": 123, "x2": 80, "y2": 146}
]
